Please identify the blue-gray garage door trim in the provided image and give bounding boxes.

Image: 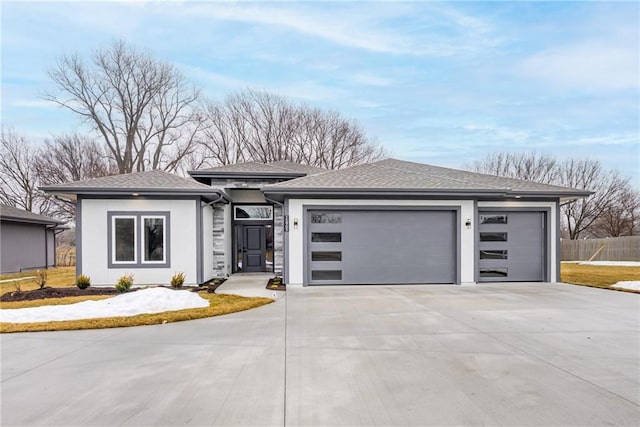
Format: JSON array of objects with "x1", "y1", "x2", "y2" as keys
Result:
[{"x1": 304, "y1": 206, "x2": 460, "y2": 285}]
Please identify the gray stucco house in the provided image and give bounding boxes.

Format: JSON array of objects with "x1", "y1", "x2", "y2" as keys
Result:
[
  {"x1": 41, "y1": 159, "x2": 589, "y2": 286},
  {"x1": 0, "y1": 204, "x2": 65, "y2": 274}
]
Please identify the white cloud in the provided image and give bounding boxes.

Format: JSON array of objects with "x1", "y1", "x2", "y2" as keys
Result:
[
  {"x1": 187, "y1": 3, "x2": 499, "y2": 57},
  {"x1": 519, "y1": 39, "x2": 639, "y2": 90}
]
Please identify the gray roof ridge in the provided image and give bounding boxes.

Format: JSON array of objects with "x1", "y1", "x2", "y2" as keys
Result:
[
  {"x1": 373, "y1": 158, "x2": 505, "y2": 190},
  {"x1": 264, "y1": 162, "x2": 308, "y2": 173},
  {"x1": 377, "y1": 158, "x2": 585, "y2": 193}
]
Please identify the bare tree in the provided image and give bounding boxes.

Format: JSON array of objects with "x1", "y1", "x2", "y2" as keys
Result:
[
  {"x1": 467, "y1": 152, "x2": 558, "y2": 184},
  {"x1": 0, "y1": 128, "x2": 47, "y2": 213},
  {"x1": 45, "y1": 40, "x2": 201, "y2": 174},
  {"x1": 36, "y1": 133, "x2": 117, "y2": 220},
  {"x1": 467, "y1": 152, "x2": 636, "y2": 239},
  {"x1": 589, "y1": 185, "x2": 639, "y2": 237},
  {"x1": 197, "y1": 89, "x2": 384, "y2": 169}
]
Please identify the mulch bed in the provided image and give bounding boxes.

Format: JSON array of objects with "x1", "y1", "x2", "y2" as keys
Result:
[
  {"x1": 0, "y1": 286, "x2": 124, "y2": 302},
  {"x1": 266, "y1": 277, "x2": 286, "y2": 292}
]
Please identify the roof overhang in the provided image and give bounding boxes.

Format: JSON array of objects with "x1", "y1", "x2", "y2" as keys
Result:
[
  {"x1": 0, "y1": 215, "x2": 63, "y2": 226},
  {"x1": 263, "y1": 187, "x2": 593, "y2": 202},
  {"x1": 40, "y1": 187, "x2": 231, "y2": 203}
]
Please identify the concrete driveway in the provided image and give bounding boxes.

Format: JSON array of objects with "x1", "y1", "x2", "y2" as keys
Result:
[{"x1": 2, "y1": 283, "x2": 639, "y2": 426}]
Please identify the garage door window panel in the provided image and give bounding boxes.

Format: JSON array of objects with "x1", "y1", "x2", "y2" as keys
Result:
[
  {"x1": 312, "y1": 251, "x2": 342, "y2": 262},
  {"x1": 480, "y1": 250, "x2": 508, "y2": 260},
  {"x1": 311, "y1": 213, "x2": 342, "y2": 224},
  {"x1": 480, "y1": 232, "x2": 508, "y2": 242},
  {"x1": 480, "y1": 215, "x2": 508, "y2": 224},
  {"x1": 311, "y1": 270, "x2": 342, "y2": 280},
  {"x1": 311, "y1": 232, "x2": 342, "y2": 243},
  {"x1": 480, "y1": 268, "x2": 508, "y2": 278}
]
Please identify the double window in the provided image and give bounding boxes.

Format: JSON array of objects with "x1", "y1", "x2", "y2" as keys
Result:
[{"x1": 109, "y1": 212, "x2": 170, "y2": 268}]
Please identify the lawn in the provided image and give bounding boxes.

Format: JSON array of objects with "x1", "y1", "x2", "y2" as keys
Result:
[
  {"x1": 0, "y1": 267, "x2": 273, "y2": 333},
  {"x1": 0, "y1": 266, "x2": 76, "y2": 294},
  {"x1": 0, "y1": 293, "x2": 272, "y2": 333},
  {"x1": 561, "y1": 262, "x2": 640, "y2": 292}
]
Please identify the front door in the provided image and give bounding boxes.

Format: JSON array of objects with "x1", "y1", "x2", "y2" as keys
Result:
[{"x1": 241, "y1": 225, "x2": 266, "y2": 272}]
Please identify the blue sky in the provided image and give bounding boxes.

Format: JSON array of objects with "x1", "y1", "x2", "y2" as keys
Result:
[{"x1": 2, "y1": 1, "x2": 638, "y2": 185}]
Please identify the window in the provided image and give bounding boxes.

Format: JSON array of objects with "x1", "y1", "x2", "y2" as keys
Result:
[
  {"x1": 312, "y1": 251, "x2": 342, "y2": 262},
  {"x1": 113, "y1": 216, "x2": 136, "y2": 263},
  {"x1": 480, "y1": 232, "x2": 508, "y2": 242},
  {"x1": 142, "y1": 216, "x2": 166, "y2": 263},
  {"x1": 310, "y1": 213, "x2": 342, "y2": 224},
  {"x1": 109, "y1": 212, "x2": 170, "y2": 268},
  {"x1": 480, "y1": 250, "x2": 508, "y2": 260},
  {"x1": 311, "y1": 232, "x2": 342, "y2": 243},
  {"x1": 480, "y1": 215, "x2": 508, "y2": 224},
  {"x1": 480, "y1": 268, "x2": 508, "y2": 278},
  {"x1": 234, "y1": 206, "x2": 273, "y2": 220},
  {"x1": 312, "y1": 270, "x2": 342, "y2": 280}
]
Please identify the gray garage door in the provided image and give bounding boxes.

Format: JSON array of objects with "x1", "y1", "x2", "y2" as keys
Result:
[
  {"x1": 478, "y1": 211, "x2": 546, "y2": 282},
  {"x1": 307, "y1": 209, "x2": 457, "y2": 285}
]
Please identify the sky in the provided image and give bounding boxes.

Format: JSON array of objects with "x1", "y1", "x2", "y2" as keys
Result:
[{"x1": 1, "y1": 0, "x2": 639, "y2": 185}]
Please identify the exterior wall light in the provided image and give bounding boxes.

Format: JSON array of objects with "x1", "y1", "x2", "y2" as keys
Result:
[
  {"x1": 293, "y1": 218, "x2": 299, "y2": 229},
  {"x1": 465, "y1": 218, "x2": 472, "y2": 229}
]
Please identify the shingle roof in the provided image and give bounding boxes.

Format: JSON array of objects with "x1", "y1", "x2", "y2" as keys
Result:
[
  {"x1": 189, "y1": 161, "x2": 326, "y2": 176},
  {"x1": 264, "y1": 158, "x2": 591, "y2": 197},
  {"x1": 267, "y1": 161, "x2": 327, "y2": 175},
  {"x1": 0, "y1": 204, "x2": 63, "y2": 225},
  {"x1": 40, "y1": 170, "x2": 227, "y2": 200}
]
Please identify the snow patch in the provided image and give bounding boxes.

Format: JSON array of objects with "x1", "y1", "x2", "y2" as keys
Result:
[
  {"x1": 0, "y1": 288, "x2": 209, "y2": 324},
  {"x1": 564, "y1": 261, "x2": 640, "y2": 267},
  {"x1": 612, "y1": 281, "x2": 640, "y2": 291}
]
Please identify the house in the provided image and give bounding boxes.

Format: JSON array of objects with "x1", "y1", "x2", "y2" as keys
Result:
[
  {"x1": 41, "y1": 159, "x2": 590, "y2": 286},
  {"x1": 0, "y1": 204, "x2": 65, "y2": 274}
]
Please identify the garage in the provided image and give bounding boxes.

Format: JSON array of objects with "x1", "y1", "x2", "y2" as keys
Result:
[
  {"x1": 478, "y1": 210, "x2": 546, "y2": 282},
  {"x1": 306, "y1": 209, "x2": 458, "y2": 285}
]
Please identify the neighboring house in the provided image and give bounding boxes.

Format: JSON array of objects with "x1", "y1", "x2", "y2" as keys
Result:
[
  {"x1": 0, "y1": 204, "x2": 65, "y2": 274},
  {"x1": 41, "y1": 159, "x2": 590, "y2": 286}
]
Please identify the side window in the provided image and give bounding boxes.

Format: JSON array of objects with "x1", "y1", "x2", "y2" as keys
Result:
[
  {"x1": 109, "y1": 212, "x2": 170, "y2": 268},
  {"x1": 142, "y1": 216, "x2": 166, "y2": 263},
  {"x1": 113, "y1": 216, "x2": 136, "y2": 264}
]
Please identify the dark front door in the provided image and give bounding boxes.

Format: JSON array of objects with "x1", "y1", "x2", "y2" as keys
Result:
[{"x1": 242, "y1": 225, "x2": 266, "y2": 272}]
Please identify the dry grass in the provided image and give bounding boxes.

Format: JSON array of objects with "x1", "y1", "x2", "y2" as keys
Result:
[
  {"x1": 0, "y1": 292, "x2": 273, "y2": 333},
  {"x1": 0, "y1": 267, "x2": 76, "y2": 295},
  {"x1": 1, "y1": 295, "x2": 111, "y2": 309},
  {"x1": 561, "y1": 263, "x2": 640, "y2": 294}
]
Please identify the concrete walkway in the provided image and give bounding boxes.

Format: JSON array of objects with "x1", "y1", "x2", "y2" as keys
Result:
[
  {"x1": 2, "y1": 283, "x2": 639, "y2": 426},
  {"x1": 215, "y1": 273, "x2": 285, "y2": 299}
]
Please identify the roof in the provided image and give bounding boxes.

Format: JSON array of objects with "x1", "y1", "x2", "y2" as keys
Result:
[
  {"x1": 263, "y1": 158, "x2": 592, "y2": 199},
  {"x1": 0, "y1": 204, "x2": 63, "y2": 225},
  {"x1": 40, "y1": 170, "x2": 229, "y2": 202},
  {"x1": 188, "y1": 161, "x2": 327, "y2": 178}
]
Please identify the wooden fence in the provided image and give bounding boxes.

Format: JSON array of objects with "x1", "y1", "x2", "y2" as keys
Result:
[{"x1": 561, "y1": 236, "x2": 640, "y2": 261}]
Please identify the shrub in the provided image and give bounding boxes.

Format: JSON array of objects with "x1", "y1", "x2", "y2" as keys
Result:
[
  {"x1": 76, "y1": 274, "x2": 91, "y2": 289},
  {"x1": 35, "y1": 270, "x2": 47, "y2": 289},
  {"x1": 115, "y1": 273, "x2": 134, "y2": 292},
  {"x1": 170, "y1": 271, "x2": 185, "y2": 289}
]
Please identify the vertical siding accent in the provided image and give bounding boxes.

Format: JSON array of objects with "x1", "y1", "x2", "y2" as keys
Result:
[
  {"x1": 274, "y1": 205, "x2": 284, "y2": 275},
  {"x1": 212, "y1": 205, "x2": 226, "y2": 276}
]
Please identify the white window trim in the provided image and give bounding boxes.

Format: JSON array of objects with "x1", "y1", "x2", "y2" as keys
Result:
[
  {"x1": 141, "y1": 215, "x2": 166, "y2": 264},
  {"x1": 112, "y1": 215, "x2": 138, "y2": 265}
]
